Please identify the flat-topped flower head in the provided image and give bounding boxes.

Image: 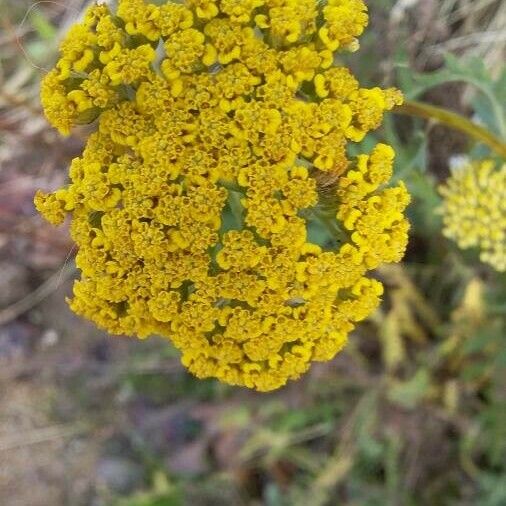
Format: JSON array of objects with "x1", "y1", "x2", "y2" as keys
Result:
[
  {"x1": 439, "y1": 159, "x2": 506, "y2": 272},
  {"x1": 36, "y1": 0, "x2": 409, "y2": 391}
]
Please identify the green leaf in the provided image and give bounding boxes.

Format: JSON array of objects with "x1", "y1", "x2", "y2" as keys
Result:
[
  {"x1": 462, "y1": 331, "x2": 498, "y2": 355},
  {"x1": 396, "y1": 54, "x2": 506, "y2": 138},
  {"x1": 387, "y1": 369, "x2": 430, "y2": 409},
  {"x1": 29, "y1": 10, "x2": 56, "y2": 40}
]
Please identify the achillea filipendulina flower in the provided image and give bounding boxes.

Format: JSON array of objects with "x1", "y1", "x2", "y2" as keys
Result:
[
  {"x1": 439, "y1": 159, "x2": 506, "y2": 272},
  {"x1": 35, "y1": 0, "x2": 410, "y2": 391}
]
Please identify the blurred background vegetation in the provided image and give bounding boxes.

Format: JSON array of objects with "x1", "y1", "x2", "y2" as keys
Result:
[{"x1": 0, "y1": 0, "x2": 505, "y2": 505}]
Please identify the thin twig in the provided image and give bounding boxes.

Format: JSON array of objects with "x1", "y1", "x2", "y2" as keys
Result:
[
  {"x1": 0, "y1": 423, "x2": 86, "y2": 452},
  {"x1": 0, "y1": 266, "x2": 77, "y2": 325}
]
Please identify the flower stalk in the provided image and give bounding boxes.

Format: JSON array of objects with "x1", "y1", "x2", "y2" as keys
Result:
[{"x1": 394, "y1": 99, "x2": 506, "y2": 158}]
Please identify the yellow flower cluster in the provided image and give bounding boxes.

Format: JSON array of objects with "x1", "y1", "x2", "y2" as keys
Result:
[
  {"x1": 35, "y1": 0, "x2": 409, "y2": 391},
  {"x1": 439, "y1": 159, "x2": 506, "y2": 272}
]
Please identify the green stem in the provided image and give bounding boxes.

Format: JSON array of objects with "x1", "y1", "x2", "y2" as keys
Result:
[
  {"x1": 394, "y1": 99, "x2": 506, "y2": 158},
  {"x1": 317, "y1": 211, "x2": 346, "y2": 244},
  {"x1": 228, "y1": 189, "x2": 245, "y2": 229}
]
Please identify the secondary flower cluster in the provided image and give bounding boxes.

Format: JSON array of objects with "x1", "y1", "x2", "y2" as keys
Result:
[
  {"x1": 35, "y1": 0, "x2": 410, "y2": 391},
  {"x1": 439, "y1": 159, "x2": 506, "y2": 272}
]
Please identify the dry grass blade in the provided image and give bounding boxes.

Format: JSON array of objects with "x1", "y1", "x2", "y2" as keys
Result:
[
  {"x1": 0, "y1": 266, "x2": 76, "y2": 325},
  {"x1": 0, "y1": 423, "x2": 87, "y2": 452}
]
